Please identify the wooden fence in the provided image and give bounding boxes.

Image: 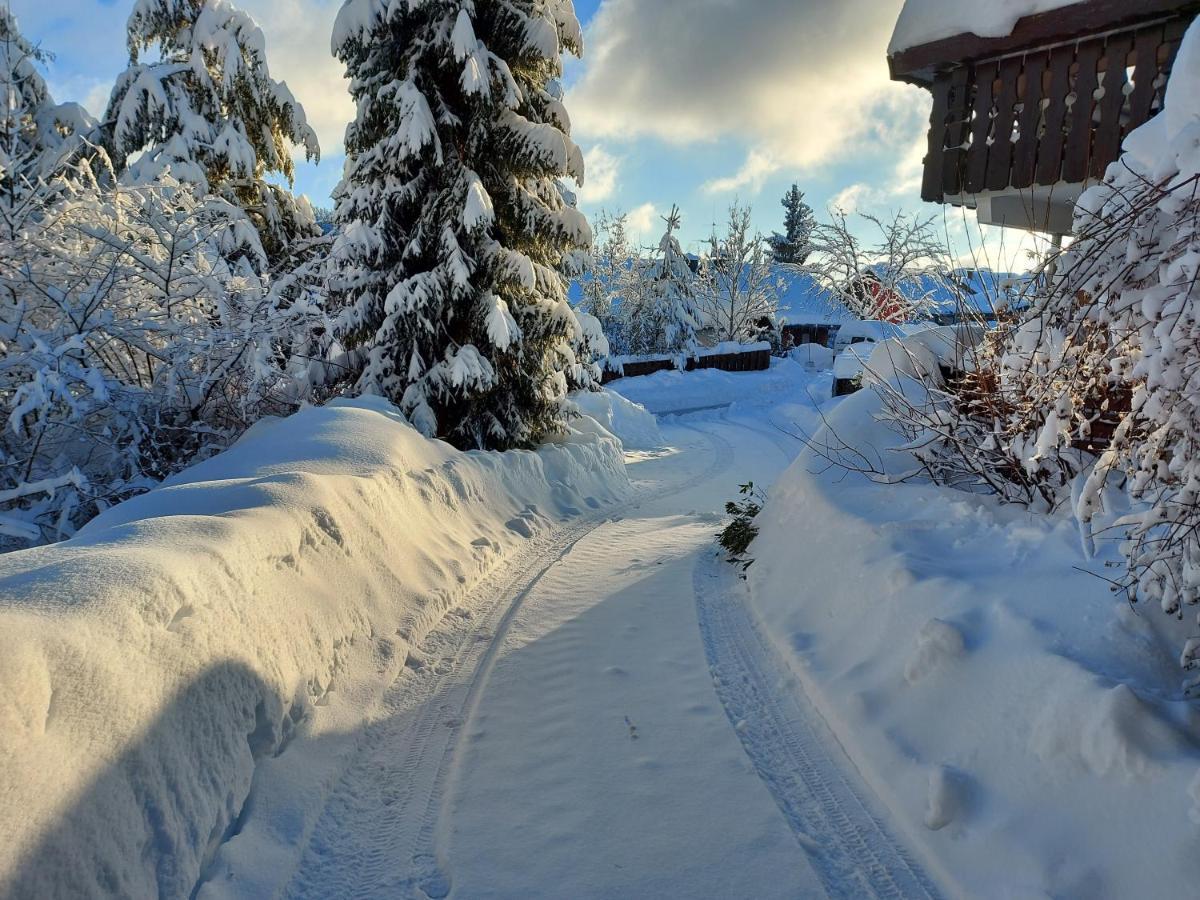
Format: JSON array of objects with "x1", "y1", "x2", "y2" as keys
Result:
[{"x1": 601, "y1": 347, "x2": 771, "y2": 385}]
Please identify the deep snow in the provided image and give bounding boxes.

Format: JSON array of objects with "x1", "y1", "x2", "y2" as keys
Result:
[
  {"x1": 0, "y1": 397, "x2": 630, "y2": 898},
  {"x1": 5, "y1": 355, "x2": 1200, "y2": 898},
  {"x1": 749, "y1": 377, "x2": 1200, "y2": 897}
]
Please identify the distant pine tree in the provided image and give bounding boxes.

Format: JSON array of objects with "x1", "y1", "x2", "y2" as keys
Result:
[
  {"x1": 769, "y1": 184, "x2": 815, "y2": 265},
  {"x1": 329, "y1": 0, "x2": 591, "y2": 450},
  {"x1": 104, "y1": 0, "x2": 321, "y2": 266}
]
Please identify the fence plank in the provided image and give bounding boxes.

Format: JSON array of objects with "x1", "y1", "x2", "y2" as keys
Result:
[
  {"x1": 1092, "y1": 33, "x2": 1134, "y2": 179},
  {"x1": 1012, "y1": 49, "x2": 1047, "y2": 189}
]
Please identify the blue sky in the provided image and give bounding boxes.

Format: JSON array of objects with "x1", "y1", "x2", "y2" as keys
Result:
[{"x1": 15, "y1": 0, "x2": 1044, "y2": 267}]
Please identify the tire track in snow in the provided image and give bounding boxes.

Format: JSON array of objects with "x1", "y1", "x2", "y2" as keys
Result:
[
  {"x1": 694, "y1": 549, "x2": 945, "y2": 900},
  {"x1": 268, "y1": 425, "x2": 735, "y2": 900}
]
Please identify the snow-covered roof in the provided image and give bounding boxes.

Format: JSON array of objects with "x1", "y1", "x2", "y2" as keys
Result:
[
  {"x1": 775, "y1": 272, "x2": 855, "y2": 325},
  {"x1": 888, "y1": 0, "x2": 1081, "y2": 55}
]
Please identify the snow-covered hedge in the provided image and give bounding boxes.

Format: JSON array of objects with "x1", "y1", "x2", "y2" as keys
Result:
[
  {"x1": 749, "y1": 385, "x2": 1200, "y2": 897},
  {"x1": 0, "y1": 398, "x2": 629, "y2": 897}
]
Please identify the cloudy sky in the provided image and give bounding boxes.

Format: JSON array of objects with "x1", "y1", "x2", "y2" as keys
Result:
[{"x1": 18, "y1": 0, "x2": 1040, "y2": 265}]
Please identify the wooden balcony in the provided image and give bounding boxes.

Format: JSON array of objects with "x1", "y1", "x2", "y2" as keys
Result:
[{"x1": 891, "y1": 1, "x2": 1200, "y2": 232}]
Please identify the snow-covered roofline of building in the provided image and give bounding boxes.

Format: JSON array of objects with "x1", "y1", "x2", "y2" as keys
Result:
[{"x1": 889, "y1": 0, "x2": 1078, "y2": 56}]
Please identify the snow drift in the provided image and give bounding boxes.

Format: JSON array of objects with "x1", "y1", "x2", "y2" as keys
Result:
[
  {"x1": 0, "y1": 397, "x2": 629, "y2": 898},
  {"x1": 570, "y1": 389, "x2": 663, "y2": 450},
  {"x1": 749, "y1": 379, "x2": 1200, "y2": 897}
]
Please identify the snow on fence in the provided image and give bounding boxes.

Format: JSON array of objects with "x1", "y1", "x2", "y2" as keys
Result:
[{"x1": 601, "y1": 343, "x2": 771, "y2": 384}]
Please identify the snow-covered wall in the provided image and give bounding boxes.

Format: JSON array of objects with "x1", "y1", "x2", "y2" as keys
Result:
[
  {"x1": 0, "y1": 398, "x2": 629, "y2": 898},
  {"x1": 889, "y1": 0, "x2": 1080, "y2": 54}
]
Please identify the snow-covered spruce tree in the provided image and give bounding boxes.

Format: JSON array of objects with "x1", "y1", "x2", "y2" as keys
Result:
[
  {"x1": 641, "y1": 205, "x2": 700, "y2": 364},
  {"x1": 697, "y1": 201, "x2": 780, "y2": 343},
  {"x1": 329, "y1": 0, "x2": 591, "y2": 450},
  {"x1": 768, "y1": 183, "x2": 814, "y2": 265},
  {"x1": 104, "y1": 0, "x2": 321, "y2": 266},
  {"x1": 0, "y1": 9, "x2": 96, "y2": 243}
]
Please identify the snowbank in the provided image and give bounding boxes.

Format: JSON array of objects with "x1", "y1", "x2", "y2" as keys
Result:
[
  {"x1": 788, "y1": 343, "x2": 835, "y2": 371},
  {"x1": 0, "y1": 397, "x2": 629, "y2": 898},
  {"x1": 610, "y1": 358, "x2": 819, "y2": 416},
  {"x1": 571, "y1": 389, "x2": 664, "y2": 450},
  {"x1": 889, "y1": 0, "x2": 1078, "y2": 54},
  {"x1": 748, "y1": 385, "x2": 1200, "y2": 897}
]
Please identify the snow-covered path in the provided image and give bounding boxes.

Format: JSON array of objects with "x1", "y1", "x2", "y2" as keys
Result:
[{"x1": 199, "y1": 415, "x2": 942, "y2": 899}]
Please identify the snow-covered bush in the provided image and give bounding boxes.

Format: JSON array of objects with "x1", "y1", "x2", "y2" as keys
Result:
[
  {"x1": 104, "y1": 0, "x2": 321, "y2": 265},
  {"x1": 329, "y1": 0, "x2": 591, "y2": 450},
  {"x1": 867, "y1": 20, "x2": 1200, "y2": 687},
  {"x1": 0, "y1": 164, "x2": 324, "y2": 549}
]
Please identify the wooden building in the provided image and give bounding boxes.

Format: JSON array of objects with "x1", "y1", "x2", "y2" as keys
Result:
[{"x1": 890, "y1": 1, "x2": 1200, "y2": 234}]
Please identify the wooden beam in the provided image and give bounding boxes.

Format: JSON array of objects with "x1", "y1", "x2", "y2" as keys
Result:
[{"x1": 890, "y1": 0, "x2": 1200, "y2": 84}]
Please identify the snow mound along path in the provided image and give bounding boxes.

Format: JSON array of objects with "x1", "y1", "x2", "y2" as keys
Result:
[
  {"x1": 0, "y1": 397, "x2": 629, "y2": 899},
  {"x1": 570, "y1": 389, "x2": 663, "y2": 450},
  {"x1": 748, "y1": 379, "x2": 1200, "y2": 897}
]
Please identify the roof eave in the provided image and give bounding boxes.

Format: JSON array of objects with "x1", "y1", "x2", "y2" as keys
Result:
[{"x1": 889, "y1": 0, "x2": 1200, "y2": 85}]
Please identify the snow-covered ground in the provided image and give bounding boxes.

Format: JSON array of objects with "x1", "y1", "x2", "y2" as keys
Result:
[
  {"x1": 609, "y1": 357, "x2": 829, "y2": 416},
  {"x1": 5, "y1": 357, "x2": 1199, "y2": 898},
  {"x1": 0, "y1": 397, "x2": 630, "y2": 898},
  {"x1": 749, "y1": 380, "x2": 1200, "y2": 898}
]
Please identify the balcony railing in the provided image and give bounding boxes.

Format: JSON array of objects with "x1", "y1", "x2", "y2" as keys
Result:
[{"x1": 921, "y1": 16, "x2": 1189, "y2": 204}]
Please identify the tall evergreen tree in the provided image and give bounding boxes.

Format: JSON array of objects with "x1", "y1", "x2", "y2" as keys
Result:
[
  {"x1": 329, "y1": 0, "x2": 591, "y2": 450},
  {"x1": 0, "y1": 9, "x2": 96, "y2": 242},
  {"x1": 769, "y1": 183, "x2": 814, "y2": 265},
  {"x1": 103, "y1": 0, "x2": 321, "y2": 266}
]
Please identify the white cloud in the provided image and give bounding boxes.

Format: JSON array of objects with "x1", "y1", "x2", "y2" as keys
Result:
[
  {"x1": 828, "y1": 130, "x2": 930, "y2": 214},
  {"x1": 702, "y1": 148, "x2": 778, "y2": 195},
  {"x1": 626, "y1": 202, "x2": 660, "y2": 241},
  {"x1": 569, "y1": 0, "x2": 928, "y2": 193},
  {"x1": 44, "y1": 75, "x2": 111, "y2": 118},
  {"x1": 576, "y1": 144, "x2": 621, "y2": 203},
  {"x1": 830, "y1": 183, "x2": 874, "y2": 214},
  {"x1": 236, "y1": 0, "x2": 354, "y2": 164}
]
